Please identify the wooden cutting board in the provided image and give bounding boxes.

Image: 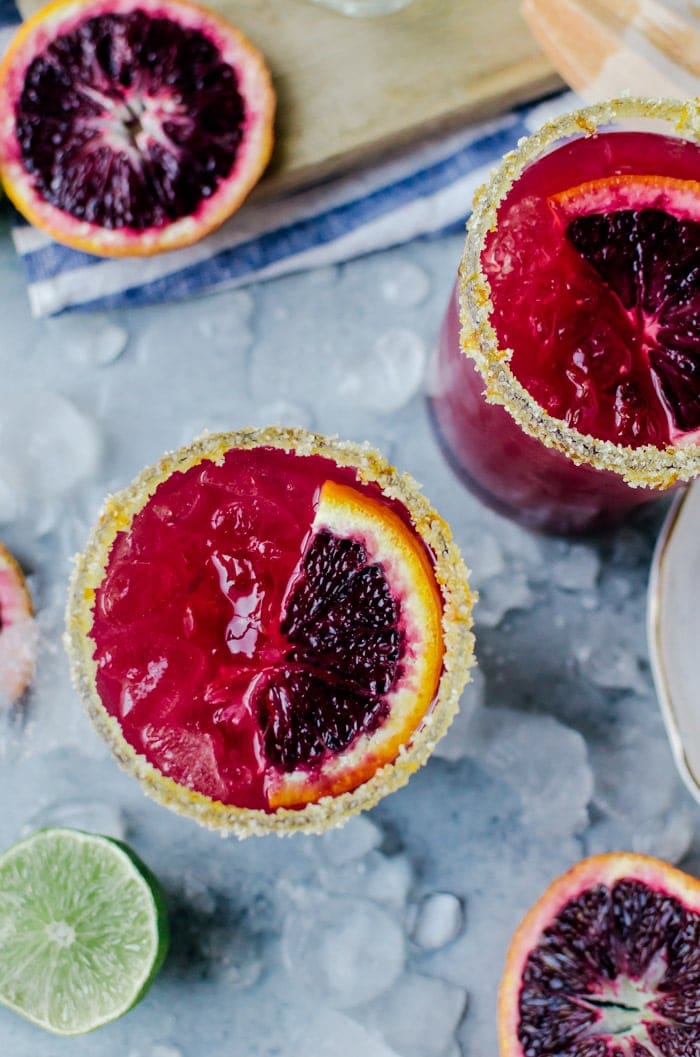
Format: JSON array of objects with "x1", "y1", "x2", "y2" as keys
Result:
[{"x1": 17, "y1": 0, "x2": 563, "y2": 195}]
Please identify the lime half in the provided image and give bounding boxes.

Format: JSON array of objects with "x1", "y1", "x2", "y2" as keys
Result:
[{"x1": 0, "y1": 828, "x2": 168, "y2": 1035}]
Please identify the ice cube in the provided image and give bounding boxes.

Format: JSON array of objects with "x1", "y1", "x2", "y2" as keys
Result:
[
  {"x1": 47, "y1": 312, "x2": 128, "y2": 366},
  {"x1": 0, "y1": 392, "x2": 101, "y2": 501},
  {"x1": 592, "y1": 722, "x2": 685, "y2": 837},
  {"x1": 282, "y1": 895, "x2": 405, "y2": 1008},
  {"x1": 320, "y1": 816, "x2": 383, "y2": 865},
  {"x1": 128, "y1": 1046, "x2": 183, "y2": 1057},
  {"x1": 0, "y1": 455, "x2": 26, "y2": 524},
  {"x1": 294, "y1": 1008, "x2": 400, "y2": 1057},
  {"x1": 197, "y1": 290, "x2": 254, "y2": 353},
  {"x1": 469, "y1": 707, "x2": 593, "y2": 838},
  {"x1": 433, "y1": 668, "x2": 485, "y2": 762},
  {"x1": 409, "y1": 893, "x2": 464, "y2": 950},
  {"x1": 342, "y1": 330, "x2": 427, "y2": 414},
  {"x1": 551, "y1": 544, "x2": 600, "y2": 592},
  {"x1": 319, "y1": 850, "x2": 413, "y2": 913},
  {"x1": 380, "y1": 262, "x2": 431, "y2": 307},
  {"x1": 467, "y1": 534, "x2": 505, "y2": 583},
  {"x1": 577, "y1": 642, "x2": 645, "y2": 692},
  {"x1": 22, "y1": 797, "x2": 126, "y2": 841},
  {"x1": 474, "y1": 571, "x2": 535, "y2": 629},
  {"x1": 355, "y1": 972, "x2": 468, "y2": 1057}
]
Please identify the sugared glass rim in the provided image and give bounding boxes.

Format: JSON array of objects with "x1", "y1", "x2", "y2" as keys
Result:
[
  {"x1": 64, "y1": 426, "x2": 475, "y2": 838},
  {"x1": 460, "y1": 95, "x2": 700, "y2": 489}
]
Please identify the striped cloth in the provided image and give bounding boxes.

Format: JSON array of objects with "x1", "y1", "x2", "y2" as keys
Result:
[{"x1": 0, "y1": 0, "x2": 576, "y2": 315}]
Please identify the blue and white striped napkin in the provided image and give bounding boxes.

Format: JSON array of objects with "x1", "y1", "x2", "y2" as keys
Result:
[{"x1": 0, "y1": 0, "x2": 575, "y2": 316}]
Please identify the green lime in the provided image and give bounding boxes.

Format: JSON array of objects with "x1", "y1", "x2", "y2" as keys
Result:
[{"x1": 0, "y1": 827, "x2": 168, "y2": 1035}]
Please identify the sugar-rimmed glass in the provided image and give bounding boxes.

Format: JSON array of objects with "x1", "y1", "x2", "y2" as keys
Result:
[{"x1": 430, "y1": 97, "x2": 700, "y2": 533}]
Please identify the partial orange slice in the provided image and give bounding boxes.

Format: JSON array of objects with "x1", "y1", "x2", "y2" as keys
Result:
[
  {"x1": 550, "y1": 173, "x2": 700, "y2": 223},
  {"x1": 0, "y1": 0, "x2": 274, "y2": 256},
  {"x1": 0, "y1": 541, "x2": 35, "y2": 702},
  {"x1": 265, "y1": 480, "x2": 444, "y2": 810},
  {"x1": 499, "y1": 853, "x2": 700, "y2": 1057}
]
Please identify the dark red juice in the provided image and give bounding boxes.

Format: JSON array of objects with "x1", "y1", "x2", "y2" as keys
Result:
[{"x1": 89, "y1": 447, "x2": 429, "y2": 811}]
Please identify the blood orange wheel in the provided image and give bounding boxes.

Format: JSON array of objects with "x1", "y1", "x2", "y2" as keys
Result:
[
  {"x1": 0, "y1": 0, "x2": 274, "y2": 256},
  {"x1": 500, "y1": 853, "x2": 700, "y2": 1057},
  {"x1": 65, "y1": 428, "x2": 474, "y2": 836},
  {"x1": 487, "y1": 167, "x2": 700, "y2": 449},
  {"x1": 0, "y1": 541, "x2": 35, "y2": 703}
]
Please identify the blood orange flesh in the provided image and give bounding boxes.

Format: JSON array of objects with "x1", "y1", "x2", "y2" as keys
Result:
[
  {"x1": 0, "y1": 0, "x2": 274, "y2": 255},
  {"x1": 483, "y1": 132, "x2": 700, "y2": 448},
  {"x1": 500, "y1": 854, "x2": 700, "y2": 1057},
  {"x1": 89, "y1": 447, "x2": 444, "y2": 813}
]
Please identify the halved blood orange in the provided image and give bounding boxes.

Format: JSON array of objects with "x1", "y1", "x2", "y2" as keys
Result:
[
  {"x1": 488, "y1": 167, "x2": 700, "y2": 448},
  {"x1": 0, "y1": 0, "x2": 274, "y2": 256},
  {"x1": 65, "y1": 428, "x2": 474, "y2": 836},
  {"x1": 0, "y1": 541, "x2": 35, "y2": 702},
  {"x1": 500, "y1": 853, "x2": 700, "y2": 1057}
]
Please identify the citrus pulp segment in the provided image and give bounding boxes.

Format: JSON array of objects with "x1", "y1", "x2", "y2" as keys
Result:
[
  {"x1": 0, "y1": 828, "x2": 168, "y2": 1035},
  {"x1": 0, "y1": 0, "x2": 274, "y2": 256},
  {"x1": 499, "y1": 853, "x2": 700, "y2": 1057},
  {"x1": 65, "y1": 428, "x2": 475, "y2": 837},
  {"x1": 0, "y1": 540, "x2": 35, "y2": 702}
]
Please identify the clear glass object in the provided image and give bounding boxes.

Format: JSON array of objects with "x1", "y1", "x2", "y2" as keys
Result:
[
  {"x1": 306, "y1": 0, "x2": 415, "y2": 15},
  {"x1": 430, "y1": 97, "x2": 700, "y2": 534}
]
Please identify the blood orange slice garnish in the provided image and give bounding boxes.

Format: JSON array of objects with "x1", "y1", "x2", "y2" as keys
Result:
[
  {"x1": 0, "y1": 541, "x2": 35, "y2": 703},
  {"x1": 0, "y1": 0, "x2": 274, "y2": 256},
  {"x1": 499, "y1": 853, "x2": 700, "y2": 1057},
  {"x1": 484, "y1": 142, "x2": 700, "y2": 449},
  {"x1": 264, "y1": 480, "x2": 443, "y2": 809},
  {"x1": 65, "y1": 429, "x2": 474, "y2": 836}
]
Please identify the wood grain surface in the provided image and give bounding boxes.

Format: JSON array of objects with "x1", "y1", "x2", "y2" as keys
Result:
[{"x1": 17, "y1": 0, "x2": 561, "y2": 194}]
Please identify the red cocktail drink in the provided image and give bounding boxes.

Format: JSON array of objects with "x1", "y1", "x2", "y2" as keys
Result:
[
  {"x1": 431, "y1": 98, "x2": 700, "y2": 533},
  {"x1": 66, "y1": 428, "x2": 474, "y2": 836}
]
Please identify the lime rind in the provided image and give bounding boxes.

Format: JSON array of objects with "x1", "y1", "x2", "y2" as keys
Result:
[{"x1": 0, "y1": 828, "x2": 168, "y2": 1036}]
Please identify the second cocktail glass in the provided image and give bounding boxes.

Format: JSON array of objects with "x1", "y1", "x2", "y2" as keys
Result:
[{"x1": 430, "y1": 97, "x2": 700, "y2": 533}]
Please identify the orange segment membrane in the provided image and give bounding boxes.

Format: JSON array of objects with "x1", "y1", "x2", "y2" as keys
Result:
[{"x1": 90, "y1": 448, "x2": 443, "y2": 812}]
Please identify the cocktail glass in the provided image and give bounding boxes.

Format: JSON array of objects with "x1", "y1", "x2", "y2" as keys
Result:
[
  {"x1": 65, "y1": 428, "x2": 474, "y2": 836},
  {"x1": 430, "y1": 97, "x2": 700, "y2": 534}
]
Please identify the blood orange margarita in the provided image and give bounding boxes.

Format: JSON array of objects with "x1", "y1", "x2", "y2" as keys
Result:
[
  {"x1": 431, "y1": 97, "x2": 700, "y2": 533},
  {"x1": 65, "y1": 428, "x2": 474, "y2": 836}
]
